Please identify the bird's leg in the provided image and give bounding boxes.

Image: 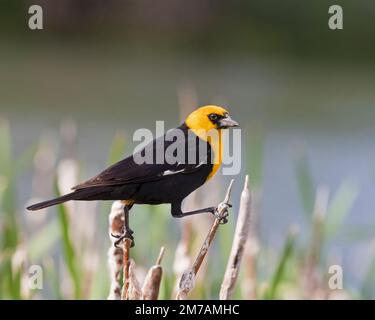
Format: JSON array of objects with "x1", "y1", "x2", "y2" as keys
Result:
[
  {"x1": 171, "y1": 202, "x2": 231, "y2": 224},
  {"x1": 172, "y1": 206, "x2": 216, "y2": 217},
  {"x1": 111, "y1": 204, "x2": 135, "y2": 248}
]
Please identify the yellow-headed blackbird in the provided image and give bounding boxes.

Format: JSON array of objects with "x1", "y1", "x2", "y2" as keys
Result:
[{"x1": 27, "y1": 105, "x2": 239, "y2": 246}]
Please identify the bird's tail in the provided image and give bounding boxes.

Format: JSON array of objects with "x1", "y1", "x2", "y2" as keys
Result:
[
  {"x1": 26, "y1": 186, "x2": 106, "y2": 211},
  {"x1": 27, "y1": 192, "x2": 78, "y2": 211}
]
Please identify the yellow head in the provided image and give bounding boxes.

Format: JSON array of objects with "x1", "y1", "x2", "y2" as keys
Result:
[
  {"x1": 185, "y1": 105, "x2": 239, "y2": 180},
  {"x1": 185, "y1": 105, "x2": 239, "y2": 133}
]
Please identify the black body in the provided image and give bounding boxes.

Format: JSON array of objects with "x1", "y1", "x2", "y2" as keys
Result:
[{"x1": 27, "y1": 123, "x2": 214, "y2": 213}]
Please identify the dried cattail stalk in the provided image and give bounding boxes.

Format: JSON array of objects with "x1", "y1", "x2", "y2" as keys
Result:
[
  {"x1": 108, "y1": 201, "x2": 124, "y2": 300},
  {"x1": 107, "y1": 246, "x2": 123, "y2": 300},
  {"x1": 189, "y1": 184, "x2": 221, "y2": 297},
  {"x1": 242, "y1": 208, "x2": 260, "y2": 299},
  {"x1": 176, "y1": 179, "x2": 234, "y2": 300},
  {"x1": 241, "y1": 184, "x2": 261, "y2": 299},
  {"x1": 142, "y1": 247, "x2": 165, "y2": 300},
  {"x1": 121, "y1": 238, "x2": 133, "y2": 300},
  {"x1": 176, "y1": 269, "x2": 195, "y2": 300},
  {"x1": 127, "y1": 259, "x2": 142, "y2": 300},
  {"x1": 220, "y1": 175, "x2": 252, "y2": 300}
]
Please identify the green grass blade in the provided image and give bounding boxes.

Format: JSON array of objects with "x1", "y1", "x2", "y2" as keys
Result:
[
  {"x1": 338, "y1": 223, "x2": 375, "y2": 243},
  {"x1": 264, "y1": 228, "x2": 297, "y2": 299},
  {"x1": 294, "y1": 151, "x2": 315, "y2": 217},
  {"x1": 55, "y1": 181, "x2": 82, "y2": 299},
  {"x1": 324, "y1": 180, "x2": 359, "y2": 238}
]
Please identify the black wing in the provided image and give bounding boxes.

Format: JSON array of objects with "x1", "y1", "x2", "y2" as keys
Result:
[{"x1": 72, "y1": 126, "x2": 211, "y2": 190}]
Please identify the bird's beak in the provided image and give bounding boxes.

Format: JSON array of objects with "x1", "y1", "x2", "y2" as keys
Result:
[{"x1": 218, "y1": 114, "x2": 239, "y2": 128}]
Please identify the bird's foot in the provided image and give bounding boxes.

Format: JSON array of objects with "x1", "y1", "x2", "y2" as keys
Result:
[
  {"x1": 214, "y1": 202, "x2": 232, "y2": 224},
  {"x1": 111, "y1": 229, "x2": 135, "y2": 248}
]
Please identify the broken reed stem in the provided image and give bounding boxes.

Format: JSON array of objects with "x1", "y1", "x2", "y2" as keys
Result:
[
  {"x1": 156, "y1": 246, "x2": 165, "y2": 265},
  {"x1": 220, "y1": 175, "x2": 252, "y2": 300},
  {"x1": 193, "y1": 219, "x2": 221, "y2": 274},
  {"x1": 142, "y1": 247, "x2": 165, "y2": 300},
  {"x1": 121, "y1": 238, "x2": 132, "y2": 300},
  {"x1": 176, "y1": 179, "x2": 234, "y2": 300},
  {"x1": 192, "y1": 179, "x2": 234, "y2": 275}
]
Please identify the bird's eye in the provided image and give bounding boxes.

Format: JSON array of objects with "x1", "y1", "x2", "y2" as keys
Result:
[{"x1": 208, "y1": 113, "x2": 218, "y2": 121}]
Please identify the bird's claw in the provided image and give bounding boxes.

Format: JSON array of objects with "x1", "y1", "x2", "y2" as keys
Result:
[
  {"x1": 111, "y1": 230, "x2": 135, "y2": 248},
  {"x1": 214, "y1": 201, "x2": 231, "y2": 224}
]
